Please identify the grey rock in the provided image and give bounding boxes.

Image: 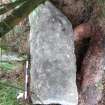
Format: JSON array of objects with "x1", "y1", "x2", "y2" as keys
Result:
[{"x1": 29, "y1": 1, "x2": 78, "y2": 105}]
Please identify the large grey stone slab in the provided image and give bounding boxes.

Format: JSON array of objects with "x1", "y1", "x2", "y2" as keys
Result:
[{"x1": 29, "y1": 1, "x2": 78, "y2": 105}]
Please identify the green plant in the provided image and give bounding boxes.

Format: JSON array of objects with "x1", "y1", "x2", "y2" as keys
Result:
[
  {"x1": 0, "y1": 62, "x2": 15, "y2": 72},
  {"x1": 0, "y1": 80, "x2": 20, "y2": 105},
  {"x1": 0, "y1": 47, "x2": 6, "y2": 53}
]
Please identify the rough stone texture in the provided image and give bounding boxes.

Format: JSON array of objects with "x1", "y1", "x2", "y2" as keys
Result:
[
  {"x1": 79, "y1": 26, "x2": 105, "y2": 105},
  {"x1": 29, "y1": 1, "x2": 78, "y2": 105},
  {"x1": 52, "y1": 0, "x2": 93, "y2": 27}
]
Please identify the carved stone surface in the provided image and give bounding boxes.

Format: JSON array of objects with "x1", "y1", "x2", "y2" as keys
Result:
[{"x1": 29, "y1": 1, "x2": 78, "y2": 105}]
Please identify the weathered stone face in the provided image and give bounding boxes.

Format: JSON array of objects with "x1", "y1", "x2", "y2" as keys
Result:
[{"x1": 29, "y1": 1, "x2": 78, "y2": 105}]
